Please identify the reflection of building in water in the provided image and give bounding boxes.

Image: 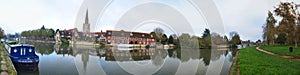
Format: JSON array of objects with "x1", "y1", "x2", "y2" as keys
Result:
[
  {"x1": 54, "y1": 43, "x2": 74, "y2": 56},
  {"x1": 81, "y1": 49, "x2": 89, "y2": 70}
]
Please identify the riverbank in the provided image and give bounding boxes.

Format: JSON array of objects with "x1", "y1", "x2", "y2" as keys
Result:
[
  {"x1": 231, "y1": 47, "x2": 300, "y2": 75},
  {"x1": 0, "y1": 43, "x2": 17, "y2": 75},
  {"x1": 260, "y1": 46, "x2": 300, "y2": 58}
]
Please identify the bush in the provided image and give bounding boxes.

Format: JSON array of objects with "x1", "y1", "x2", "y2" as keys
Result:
[{"x1": 61, "y1": 38, "x2": 69, "y2": 44}]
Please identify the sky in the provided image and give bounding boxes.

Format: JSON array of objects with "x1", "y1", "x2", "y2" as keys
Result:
[{"x1": 0, "y1": 0, "x2": 300, "y2": 41}]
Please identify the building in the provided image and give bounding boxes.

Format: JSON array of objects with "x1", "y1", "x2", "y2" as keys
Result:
[
  {"x1": 55, "y1": 28, "x2": 79, "y2": 43},
  {"x1": 55, "y1": 9, "x2": 155, "y2": 45},
  {"x1": 83, "y1": 9, "x2": 90, "y2": 34},
  {"x1": 106, "y1": 30, "x2": 156, "y2": 45}
]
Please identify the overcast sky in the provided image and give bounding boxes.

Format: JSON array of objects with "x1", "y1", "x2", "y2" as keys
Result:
[{"x1": 0, "y1": 0, "x2": 300, "y2": 41}]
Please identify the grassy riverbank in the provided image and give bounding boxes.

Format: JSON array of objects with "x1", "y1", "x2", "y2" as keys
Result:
[
  {"x1": 260, "y1": 46, "x2": 300, "y2": 58},
  {"x1": 0, "y1": 43, "x2": 17, "y2": 75},
  {"x1": 235, "y1": 47, "x2": 300, "y2": 74}
]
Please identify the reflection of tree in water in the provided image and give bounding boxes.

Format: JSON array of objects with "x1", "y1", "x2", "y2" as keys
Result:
[
  {"x1": 230, "y1": 48, "x2": 238, "y2": 56},
  {"x1": 169, "y1": 48, "x2": 212, "y2": 66},
  {"x1": 210, "y1": 49, "x2": 225, "y2": 61},
  {"x1": 28, "y1": 42, "x2": 55, "y2": 55},
  {"x1": 200, "y1": 49, "x2": 211, "y2": 66},
  {"x1": 225, "y1": 50, "x2": 228, "y2": 56},
  {"x1": 228, "y1": 48, "x2": 238, "y2": 62},
  {"x1": 151, "y1": 49, "x2": 168, "y2": 66},
  {"x1": 180, "y1": 49, "x2": 200, "y2": 62}
]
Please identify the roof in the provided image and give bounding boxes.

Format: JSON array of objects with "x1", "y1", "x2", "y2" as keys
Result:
[{"x1": 8, "y1": 44, "x2": 34, "y2": 47}]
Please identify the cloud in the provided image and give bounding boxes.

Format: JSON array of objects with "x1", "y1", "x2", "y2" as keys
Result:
[
  {"x1": 214, "y1": 0, "x2": 300, "y2": 41},
  {"x1": 0, "y1": 0, "x2": 83, "y2": 34}
]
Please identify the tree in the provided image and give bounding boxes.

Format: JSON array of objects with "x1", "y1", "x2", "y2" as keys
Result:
[
  {"x1": 47, "y1": 29, "x2": 55, "y2": 37},
  {"x1": 0, "y1": 27, "x2": 5, "y2": 38},
  {"x1": 153, "y1": 27, "x2": 164, "y2": 36},
  {"x1": 168, "y1": 35, "x2": 174, "y2": 44},
  {"x1": 276, "y1": 33, "x2": 287, "y2": 45},
  {"x1": 202, "y1": 28, "x2": 211, "y2": 48},
  {"x1": 198, "y1": 37, "x2": 205, "y2": 48},
  {"x1": 230, "y1": 32, "x2": 241, "y2": 46},
  {"x1": 296, "y1": 12, "x2": 300, "y2": 48},
  {"x1": 263, "y1": 11, "x2": 277, "y2": 45},
  {"x1": 40, "y1": 29, "x2": 47, "y2": 38},
  {"x1": 152, "y1": 27, "x2": 165, "y2": 43},
  {"x1": 224, "y1": 35, "x2": 229, "y2": 44},
  {"x1": 41, "y1": 25, "x2": 45, "y2": 30},
  {"x1": 274, "y1": 2, "x2": 298, "y2": 46},
  {"x1": 178, "y1": 33, "x2": 198, "y2": 48},
  {"x1": 150, "y1": 32, "x2": 160, "y2": 42},
  {"x1": 229, "y1": 31, "x2": 238, "y2": 39},
  {"x1": 161, "y1": 34, "x2": 168, "y2": 44},
  {"x1": 170, "y1": 34, "x2": 179, "y2": 45}
]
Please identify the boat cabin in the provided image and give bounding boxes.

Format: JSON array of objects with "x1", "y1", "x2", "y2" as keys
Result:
[{"x1": 5, "y1": 44, "x2": 39, "y2": 63}]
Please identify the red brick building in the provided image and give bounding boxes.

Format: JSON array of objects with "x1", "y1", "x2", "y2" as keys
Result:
[{"x1": 105, "y1": 30, "x2": 155, "y2": 45}]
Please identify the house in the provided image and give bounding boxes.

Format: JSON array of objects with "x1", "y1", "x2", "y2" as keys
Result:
[
  {"x1": 106, "y1": 30, "x2": 156, "y2": 45},
  {"x1": 55, "y1": 28, "x2": 79, "y2": 44}
]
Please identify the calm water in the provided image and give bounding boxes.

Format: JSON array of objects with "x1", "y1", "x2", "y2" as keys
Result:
[{"x1": 16, "y1": 42, "x2": 238, "y2": 75}]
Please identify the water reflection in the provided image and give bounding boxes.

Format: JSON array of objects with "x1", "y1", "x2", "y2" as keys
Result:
[{"x1": 16, "y1": 42, "x2": 238, "y2": 75}]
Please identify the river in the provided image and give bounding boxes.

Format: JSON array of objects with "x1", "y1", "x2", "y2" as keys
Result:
[{"x1": 15, "y1": 42, "x2": 238, "y2": 75}]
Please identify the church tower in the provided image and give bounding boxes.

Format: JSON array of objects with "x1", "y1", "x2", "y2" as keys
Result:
[{"x1": 83, "y1": 9, "x2": 90, "y2": 33}]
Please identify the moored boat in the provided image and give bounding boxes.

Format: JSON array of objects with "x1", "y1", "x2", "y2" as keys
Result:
[{"x1": 5, "y1": 42, "x2": 39, "y2": 63}]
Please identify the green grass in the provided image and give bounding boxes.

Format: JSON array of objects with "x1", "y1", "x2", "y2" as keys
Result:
[
  {"x1": 238, "y1": 47, "x2": 300, "y2": 75},
  {"x1": 0, "y1": 43, "x2": 17, "y2": 75},
  {"x1": 0, "y1": 44, "x2": 3, "y2": 72},
  {"x1": 261, "y1": 46, "x2": 300, "y2": 58}
]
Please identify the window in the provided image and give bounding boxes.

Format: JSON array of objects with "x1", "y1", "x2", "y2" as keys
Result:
[
  {"x1": 14, "y1": 49, "x2": 17, "y2": 53},
  {"x1": 130, "y1": 33, "x2": 133, "y2": 36},
  {"x1": 108, "y1": 32, "x2": 111, "y2": 35}
]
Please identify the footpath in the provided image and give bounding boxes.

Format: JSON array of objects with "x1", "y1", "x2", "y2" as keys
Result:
[{"x1": 256, "y1": 47, "x2": 300, "y2": 61}]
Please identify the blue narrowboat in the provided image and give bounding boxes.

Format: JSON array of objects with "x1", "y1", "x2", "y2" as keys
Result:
[{"x1": 4, "y1": 43, "x2": 39, "y2": 63}]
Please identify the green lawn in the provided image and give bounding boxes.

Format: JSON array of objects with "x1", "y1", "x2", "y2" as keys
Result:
[
  {"x1": 261, "y1": 46, "x2": 300, "y2": 58},
  {"x1": 238, "y1": 47, "x2": 300, "y2": 75}
]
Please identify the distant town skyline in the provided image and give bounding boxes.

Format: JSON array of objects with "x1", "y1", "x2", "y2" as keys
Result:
[{"x1": 0, "y1": 0, "x2": 300, "y2": 41}]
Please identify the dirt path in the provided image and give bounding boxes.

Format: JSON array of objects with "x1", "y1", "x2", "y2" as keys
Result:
[
  {"x1": 229, "y1": 50, "x2": 240, "y2": 75},
  {"x1": 256, "y1": 47, "x2": 300, "y2": 61}
]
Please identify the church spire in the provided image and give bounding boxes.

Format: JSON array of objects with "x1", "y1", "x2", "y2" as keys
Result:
[
  {"x1": 85, "y1": 9, "x2": 89, "y2": 24},
  {"x1": 83, "y1": 9, "x2": 90, "y2": 33}
]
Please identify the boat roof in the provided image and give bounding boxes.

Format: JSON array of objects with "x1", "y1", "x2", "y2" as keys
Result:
[{"x1": 8, "y1": 44, "x2": 34, "y2": 47}]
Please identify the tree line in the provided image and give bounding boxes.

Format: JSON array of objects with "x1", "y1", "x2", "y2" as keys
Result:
[
  {"x1": 263, "y1": 2, "x2": 300, "y2": 47},
  {"x1": 150, "y1": 27, "x2": 241, "y2": 49},
  {"x1": 21, "y1": 25, "x2": 55, "y2": 39}
]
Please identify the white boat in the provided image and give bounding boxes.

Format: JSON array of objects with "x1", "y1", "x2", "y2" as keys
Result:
[{"x1": 117, "y1": 44, "x2": 133, "y2": 50}]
